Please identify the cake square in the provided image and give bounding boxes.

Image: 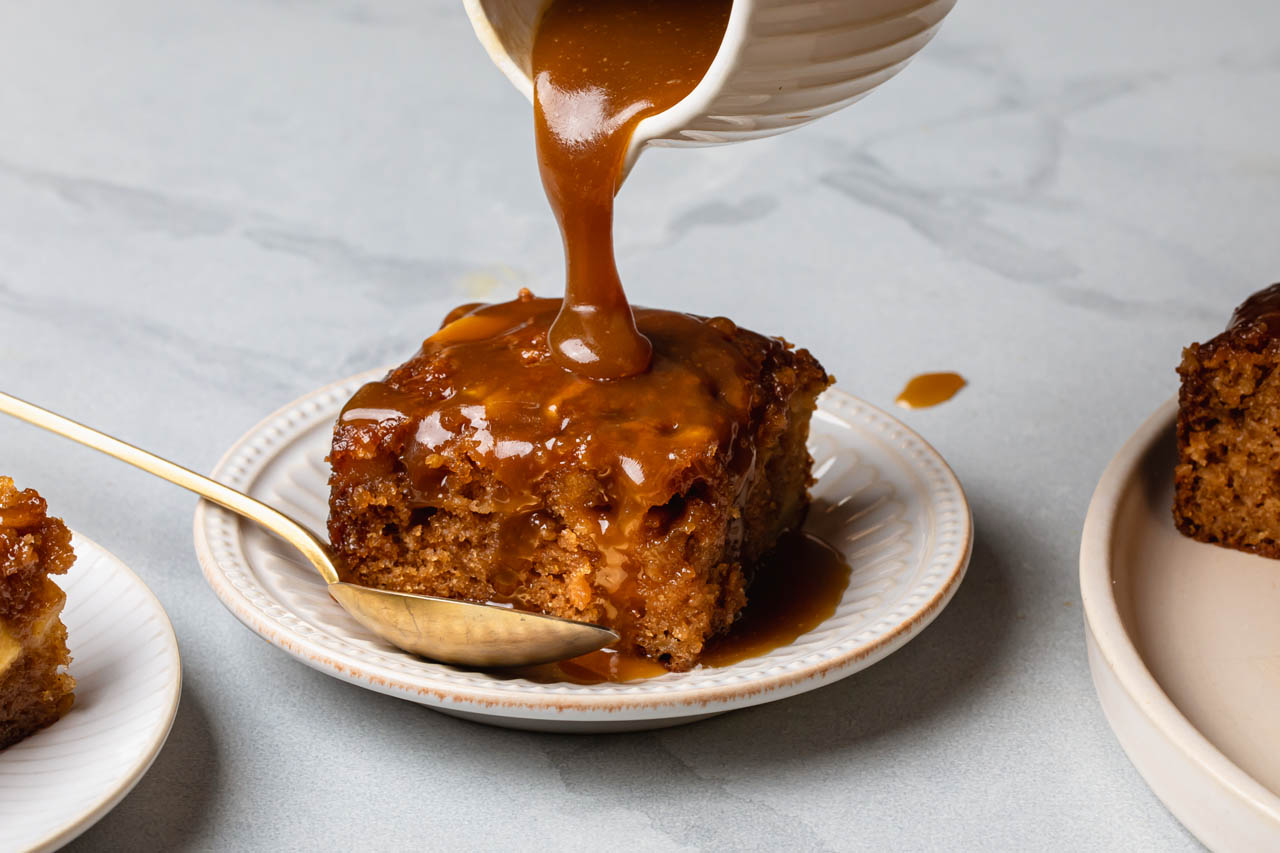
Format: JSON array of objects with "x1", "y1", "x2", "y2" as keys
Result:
[
  {"x1": 0, "y1": 477, "x2": 76, "y2": 749},
  {"x1": 1174, "y1": 283, "x2": 1280, "y2": 556},
  {"x1": 328, "y1": 293, "x2": 830, "y2": 670}
]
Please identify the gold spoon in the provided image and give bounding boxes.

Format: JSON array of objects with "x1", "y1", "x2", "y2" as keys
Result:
[{"x1": 0, "y1": 391, "x2": 618, "y2": 666}]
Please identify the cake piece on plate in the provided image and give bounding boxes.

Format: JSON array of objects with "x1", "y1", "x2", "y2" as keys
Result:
[
  {"x1": 0, "y1": 477, "x2": 76, "y2": 748},
  {"x1": 1175, "y1": 283, "x2": 1280, "y2": 556},
  {"x1": 328, "y1": 291, "x2": 831, "y2": 670}
]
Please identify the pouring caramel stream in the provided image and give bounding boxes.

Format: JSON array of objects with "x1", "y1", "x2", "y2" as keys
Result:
[
  {"x1": 533, "y1": 0, "x2": 732, "y2": 379},
  {"x1": 333, "y1": 0, "x2": 842, "y2": 679}
]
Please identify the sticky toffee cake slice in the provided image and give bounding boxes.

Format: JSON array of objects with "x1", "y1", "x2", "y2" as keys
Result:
[
  {"x1": 328, "y1": 292, "x2": 831, "y2": 670},
  {"x1": 1175, "y1": 283, "x2": 1280, "y2": 556},
  {"x1": 0, "y1": 477, "x2": 75, "y2": 749}
]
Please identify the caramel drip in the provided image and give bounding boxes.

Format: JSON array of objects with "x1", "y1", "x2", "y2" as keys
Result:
[
  {"x1": 528, "y1": 532, "x2": 851, "y2": 684},
  {"x1": 895, "y1": 372, "x2": 966, "y2": 409},
  {"x1": 532, "y1": 0, "x2": 732, "y2": 379}
]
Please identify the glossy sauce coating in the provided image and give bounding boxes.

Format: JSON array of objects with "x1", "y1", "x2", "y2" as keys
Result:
[
  {"x1": 533, "y1": 0, "x2": 732, "y2": 378},
  {"x1": 1229, "y1": 283, "x2": 1280, "y2": 333},
  {"x1": 0, "y1": 478, "x2": 74, "y2": 620},
  {"x1": 895, "y1": 372, "x2": 967, "y2": 409},
  {"x1": 338, "y1": 293, "x2": 764, "y2": 511},
  {"x1": 526, "y1": 532, "x2": 852, "y2": 684}
]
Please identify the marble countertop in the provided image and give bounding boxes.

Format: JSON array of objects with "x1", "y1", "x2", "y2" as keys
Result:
[{"x1": 3, "y1": 0, "x2": 1276, "y2": 849}]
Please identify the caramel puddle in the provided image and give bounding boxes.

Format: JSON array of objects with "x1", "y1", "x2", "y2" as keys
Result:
[
  {"x1": 895, "y1": 372, "x2": 966, "y2": 409},
  {"x1": 518, "y1": 532, "x2": 851, "y2": 684}
]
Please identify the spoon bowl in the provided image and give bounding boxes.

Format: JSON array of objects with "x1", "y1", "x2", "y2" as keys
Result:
[
  {"x1": 0, "y1": 391, "x2": 618, "y2": 667},
  {"x1": 328, "y1": 582, "x2": 617, "y2": 666}
]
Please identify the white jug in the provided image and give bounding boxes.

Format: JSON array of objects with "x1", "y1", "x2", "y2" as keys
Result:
[{"x1": 464, "y1": 0, "x2": 958, "y2": 180}]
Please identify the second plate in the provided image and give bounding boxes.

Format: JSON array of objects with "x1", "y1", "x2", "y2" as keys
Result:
[{"x1": 1081, "y1": 399, "x2": 1280, "y2": 849}]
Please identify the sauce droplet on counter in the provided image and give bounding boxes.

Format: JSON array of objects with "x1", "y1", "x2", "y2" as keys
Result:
[
  {"x1": 895, "y1": 372, "x2": 966, "y2": 409},
  {"x1": 522, "y1": 532, "x2": 851, "y2": 684},
  {"x1": 532, "y1": 0, "x2": 732, "y2": 378}
]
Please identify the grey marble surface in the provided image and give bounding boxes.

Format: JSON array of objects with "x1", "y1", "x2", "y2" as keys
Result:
[{"x1": 2, "y1": 0, "x2": 1276, "y2": 849}]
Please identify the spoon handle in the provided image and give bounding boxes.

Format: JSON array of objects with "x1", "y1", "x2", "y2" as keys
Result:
[{"x1": 0, "y1": 391, "x2": 338, "y2": 584}]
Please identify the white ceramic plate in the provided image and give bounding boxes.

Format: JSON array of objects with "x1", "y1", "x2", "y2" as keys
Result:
[
  {"x1": 0, "y1": 533, "x2": 181, "y2": 853},
  {"x1": 1081, "y1": 399, "x2": 1280, "y2": 850},
  {"x1": 194, "y1": 369, "x2": 971, "y2": 733}
]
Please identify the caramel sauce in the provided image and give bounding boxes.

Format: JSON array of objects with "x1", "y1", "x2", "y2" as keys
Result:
[
  {"x1": 0, "y1": 506, "x2": 43, "y2": 531},
  {"x1": 895, "y1": 372, "x2": 966, "y2": 409},
  {"x1": 524, "y1": 532, "x2": 851, "y2": 684},
  {"x1": 1229, "y1": 282, "x2": 1280, "y2": 333},
  {"x1": 533, "y1": 0, "x2": 732, "y2": 378}
]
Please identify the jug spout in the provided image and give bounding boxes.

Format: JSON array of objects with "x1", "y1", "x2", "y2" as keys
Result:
[{"x1": 465, "y1": 0, "x2": 957, "y2": 182}]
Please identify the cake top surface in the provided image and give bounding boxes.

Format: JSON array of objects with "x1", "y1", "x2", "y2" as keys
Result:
[
  {"x1": 1189, "y1": 282, "x2": 1280, "y2": 358},
  {"x1": 0, "y1": 477, "x2": 74, "y2": 620},
  {"x1": 334, "y1": 291, "x2": 810, "y2": 513},
  {"x1": 1229, "y1": 282, "x2": 1280, "y2": 334}
]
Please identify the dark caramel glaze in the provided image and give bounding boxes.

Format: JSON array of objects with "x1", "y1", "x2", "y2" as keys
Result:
[
  {"x1": 527, "y1": 532, "x2": 852, "y2": 684},
  {"x1": 1228, "y1": 283, "x2": 1280, "y2": 334},
  {"x1": 533, "y1": 0, "x2": 732, "y2": 378}
]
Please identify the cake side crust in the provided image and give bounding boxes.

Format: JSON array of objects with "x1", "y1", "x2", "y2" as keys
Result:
[{"x1": 1174, "y1": 321, "x2": 1280, "y2": 558}]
